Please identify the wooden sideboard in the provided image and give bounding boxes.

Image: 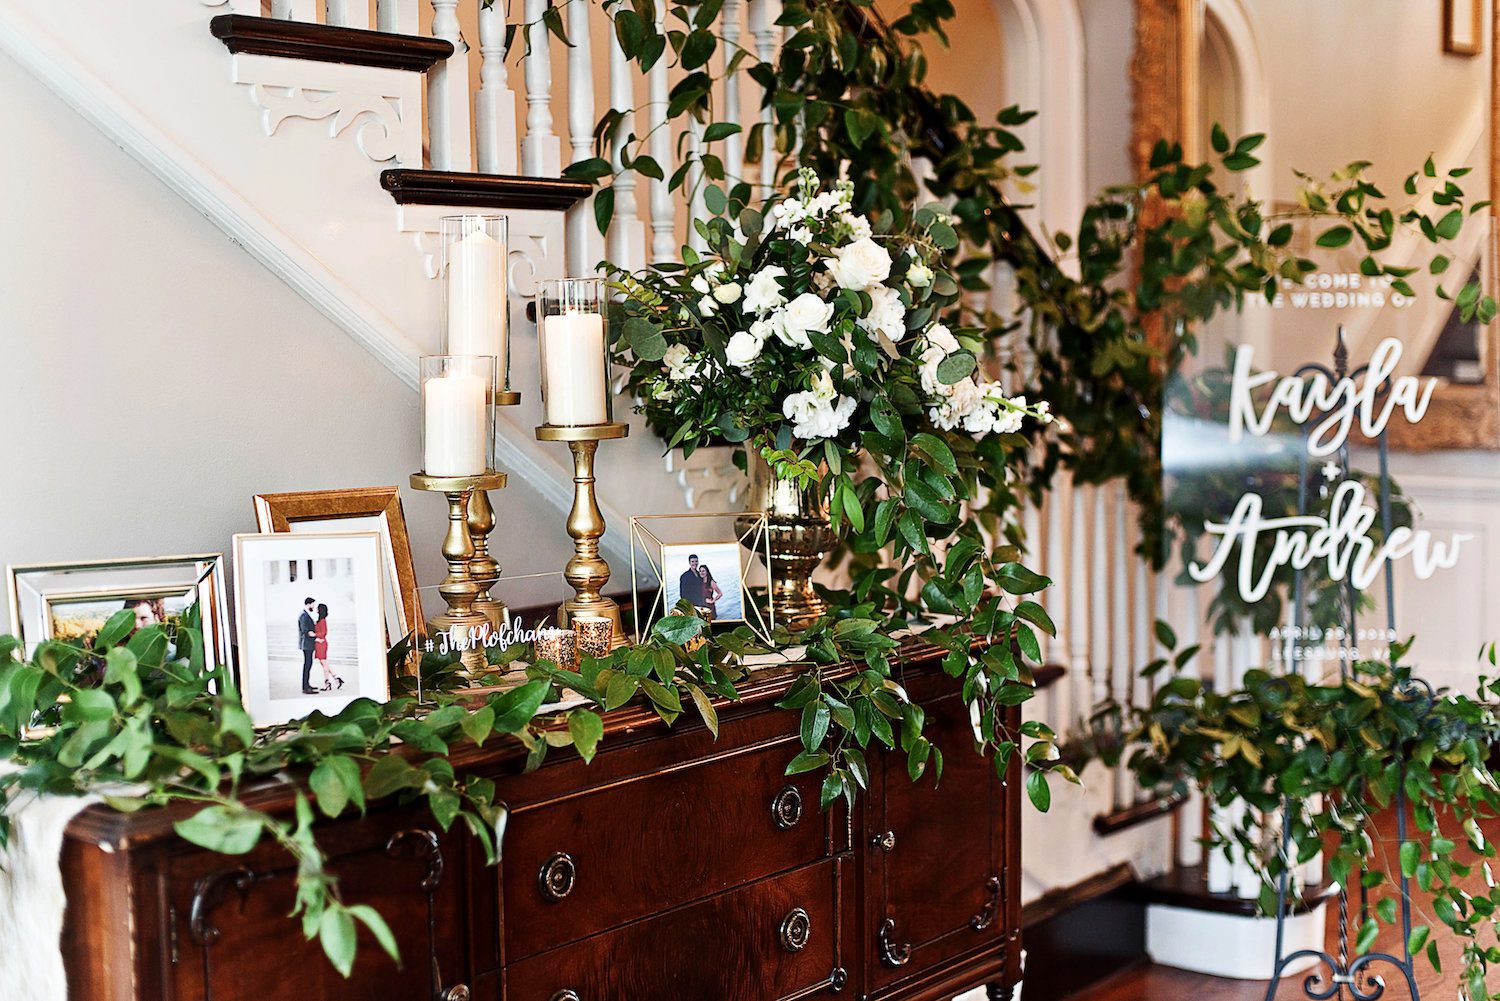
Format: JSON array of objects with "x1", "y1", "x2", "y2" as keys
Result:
[{"x1": 59, "y1": 651, "x2": 1021, "y2": 1001}]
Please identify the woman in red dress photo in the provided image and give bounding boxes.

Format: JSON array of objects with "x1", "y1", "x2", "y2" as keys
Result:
[{"x1": 314, "y1": 602, "x2": 344, "y2": 692}]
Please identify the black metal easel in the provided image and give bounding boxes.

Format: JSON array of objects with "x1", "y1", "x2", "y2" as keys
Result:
[{"x1": 1261, "y1": 328, "x2": 1423, "y2": 1001}]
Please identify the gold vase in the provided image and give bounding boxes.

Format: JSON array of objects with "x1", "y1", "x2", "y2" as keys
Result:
[{"x1": 738, "y1": 455, "x2": 834, "y2": 632}]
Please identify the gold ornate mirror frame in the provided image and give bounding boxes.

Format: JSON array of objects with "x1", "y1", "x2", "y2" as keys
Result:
[{"x1": 1132, "y1": 0, "x2": 1500, "y2": 450}]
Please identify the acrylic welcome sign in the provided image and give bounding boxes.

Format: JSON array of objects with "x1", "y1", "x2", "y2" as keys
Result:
[{"x1": 1161, "y1": 222, "x2": 1497, "y2": 693}]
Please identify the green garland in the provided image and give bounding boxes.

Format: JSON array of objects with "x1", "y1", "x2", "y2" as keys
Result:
[{"x1": 1101, "y1": 635, "x2": 1500, "y2": 996}]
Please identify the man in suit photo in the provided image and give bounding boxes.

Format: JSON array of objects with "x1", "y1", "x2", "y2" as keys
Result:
[
  {"x1": 298, "y1": 596, "x2": 319, "y2": 694},
  {"x1": 678, "y1": 554, "x2": 705, "y2": 609}
]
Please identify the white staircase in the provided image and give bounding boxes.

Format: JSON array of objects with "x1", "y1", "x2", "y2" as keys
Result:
[{"x1": 0, "y1": 0, "x2": 730, "y2": 562}]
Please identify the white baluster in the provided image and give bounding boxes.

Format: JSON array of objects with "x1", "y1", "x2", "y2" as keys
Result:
[
  {"x1": 521, "y1": 0, "x2": 562, "y2": 176},
  {"x1": 476, "y1": 1, "x2": 519, "y2": 174},
  {"x1": 377, "y1": 0, "x2": 418, "y2": 33},
  {"x1": 270, "y1": 0, "x2": 314, "y2": 20},
  {"x1": 1167, "y1": 553, "x2": 1205, "y2": 868},
  {"x1": 720, "y1": 0, "x2": 745, "y2": 182},
  {"x1": 647, "y1": 3, "x2": 677, "y2": 260},
  {"x1": 428, "y1": 0, "x2": 473, "y2": 171},
  {"x1": 1089, "y1": 485, "x2": 1110, "y2": 713},
  {"x1": 1131, "y1": 515, "x2": 1152, "y2": 708},
  {"x1": 748, "y1": 0, "x2": 781, "y2": 191},
  {"x1": 607, "y1": 11, "x2": 647, "y2": 273},
  {"x1": 325, "y1": 0, "x2": 368, "y2": 29},
  {"x1": 564, "y1": 0, "x2": 602, "y2": 275},
  {"x1": 686, "y1": 118, "x2": 707, "y2": 252},
  {"x1": 1068, "y1": 479, "x2": 1092, "y2": 719},
  {"x1": 1109, "y1": 484, "x2": 1131, "y2": 809},
  {"x1": 1044, "y1": 474, "x2": 1069, "y2": 672}
]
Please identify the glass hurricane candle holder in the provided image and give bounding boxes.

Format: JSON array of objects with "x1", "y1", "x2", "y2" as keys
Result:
[
  {"x1": 440, "y1": 215, "x2": 512, "y2": 401},
  {"x1": 420, "y1": 355, "x2": 496, "y2": 477},
  {"x1": 537, "y1": 277, "x2": 611, "y2": 427}
]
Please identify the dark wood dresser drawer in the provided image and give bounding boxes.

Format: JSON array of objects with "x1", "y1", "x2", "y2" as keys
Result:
[
  {"x1": 505, "y1": 857, "x2": 849, "y2": 1001},
  {"x1": 501, "y1": 732, "x2": 834, "y2": 961}
]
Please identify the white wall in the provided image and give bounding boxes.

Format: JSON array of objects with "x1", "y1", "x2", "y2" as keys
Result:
[
  {"x1": 0, "y1": 47, "x2": 577, "y2": 634},
  {"x1": 1080, "y1": 0, "x2": 1137, "y2": 194}
]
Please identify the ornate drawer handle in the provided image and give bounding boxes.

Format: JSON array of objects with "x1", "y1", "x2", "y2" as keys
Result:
[
  {"x1": 549, "y1": 992, "x2": 581, "y2": 1001},
  {"x1": 872, "y1": 830, "x2": 896, "y2": 851},
  {"x1": 780, "y1": 907, "x2": 812, "y2": 953},
  {"x1": 878, "y1": 917, "x2": 911, "y2": 967},
  {"x1": 538, "y1": 852, "x2": 576, "y2": 901},
  {"x1": 771, "y1": 785, "x2": 803, "y2": 830},
  {"x1": 442, "y1": 987, "x2": 471, "y2": 1001}
]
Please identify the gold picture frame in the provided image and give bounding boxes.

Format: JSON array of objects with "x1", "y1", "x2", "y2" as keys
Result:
[
  {"x1": 630, "y1": 512, "x2": 774, "y2": 644},
  {"x1": 1445, "y1": 0, "x2": 1484, "y2": 56},
  {"x1": 253, "y1": 486, "x2": 419, "y2": 649}
]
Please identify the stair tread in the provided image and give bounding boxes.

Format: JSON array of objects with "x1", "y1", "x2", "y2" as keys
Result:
[
  {"x1": 210, "y1": 14, "x2": 453, "y2": 72},
  {"x1": 1141, "y1": 863, "x2": 1338, "y2": 918},
  {"x1": 380, "y1": 170, "x2": 593, "y2": 210}
]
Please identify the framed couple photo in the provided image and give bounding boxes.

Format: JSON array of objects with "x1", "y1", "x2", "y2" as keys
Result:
[
  {"x1": 6, "y1": 554, "x2": 232, "y2": 665},
  {"x1": 630, "y1": 512, "x2": 773, "y2": 644},
  {"x1": 233, "y1": 532, "x2": 390, "y2": 727}
]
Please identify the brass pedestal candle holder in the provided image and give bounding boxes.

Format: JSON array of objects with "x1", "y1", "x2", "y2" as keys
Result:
[
  {"x1": 411, "y1": 471, "x2": 507, "y2": 675},
  {"x1": 466, "y1": 388, "x2": 522, "y2": 632},
  {"x1": 536, "y1": 422, "x2": 629, "y2": 648}
]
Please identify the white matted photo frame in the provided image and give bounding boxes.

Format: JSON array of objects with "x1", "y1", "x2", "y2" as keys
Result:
[
  {"x1": 631, "y1": 513, "x2": 773, "y2": 644},
  {"x1": 233, "y1": 532, "x2": 389, "y2": 727},
  {"x1": 6, "y1": 554, "x2": 231, "y2": 667},
  {"x1": 252, "y1": 486, "x2": 419, "y2": 648}
]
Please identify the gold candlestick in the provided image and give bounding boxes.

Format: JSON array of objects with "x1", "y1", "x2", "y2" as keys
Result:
[
  {"x1": 466, "y1": 389, "x2": 521, "y2": 631},
  {"x1": 411, "y1": 471, "x2": 507, "y2": 675},
  {"x1": 535, "y1": 422, "x2": 629, "y2": 648}
]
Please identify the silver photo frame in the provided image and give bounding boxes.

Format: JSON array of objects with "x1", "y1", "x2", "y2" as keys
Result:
[{"x1": 6, "y1": 554, "x2": 231, "y2": 667}]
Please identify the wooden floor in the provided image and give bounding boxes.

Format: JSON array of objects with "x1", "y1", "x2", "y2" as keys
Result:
[{"x1": 1061, "y1": 810, "x2": 1497, "y2": 1000}]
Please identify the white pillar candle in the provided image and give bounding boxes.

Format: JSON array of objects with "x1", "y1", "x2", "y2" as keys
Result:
[
  {"x1": 424, "y1": 372, "x2": 489, "y2": 475},
  {"x1": 445, "y1": 224, "x2": 506, "y2": 380},
  {"x1": 542, "y1": 310, "x2": 608, "y2": 425}
]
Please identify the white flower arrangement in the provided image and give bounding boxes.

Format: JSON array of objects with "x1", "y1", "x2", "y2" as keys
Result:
[{"x1": 613, "y1": 169, "x2": 1052, "y2": 462}]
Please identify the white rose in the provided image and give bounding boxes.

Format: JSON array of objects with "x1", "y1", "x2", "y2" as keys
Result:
[
  {"x1": 691, "y1": 274, "x2": 713, "y2": 295},
  {"x1": 858, "y1": 285, "x2": 907, "y2": 343},
  {"x1": 907, "y1": 260, "x2": 934, "y2": 288},
  {"x1": 925, "y1": 322, "x2": 960, "y2": 354},
  {"x1": 698, "y1": 295, "x2": 718, "y2": 316},
  {"x1": 663, "y1": 343, "x2": 697, "y2": 382},
  {"x1": 919, "y1": 325, "x2": 963, "y2": 398},
  {"x1": 774, "y1": 293, "x2": 834, "y2": 349},
  {"x1": 827, "y1": 236, "x2": 892, "y2": 291},
  {"x1": 725, "y1": 329, "x2": 765, "y2": 369},
  {"x1": 743, "y1": 266, "x2": 788, "y2": 314},
  {"x1": 714, "y1": 281, "x2": 743, "y2": 304},
  {"x1": 783, "y1": 384, "x2": 857, "y2": 441}
]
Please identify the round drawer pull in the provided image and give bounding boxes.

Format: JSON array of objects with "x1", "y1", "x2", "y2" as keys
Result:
[
  {"x1": 780, "y1": 906, "x2": 812, "y2": 953},
  {"x1": 538, "y1": 852, "x2": 576, "y2": 901},
  {"x1": 771, "y1": 785, "x2": 803, "y2": 830},
  {"x1": 549, "y1": 992, "x2": 581, "y2": 1001},
  {"x1": 442, "y1": 987, "x2": 471, "y2": 1001},
  {"x1": 873, "y1": 830, "x2": 896, "y2": 851}
]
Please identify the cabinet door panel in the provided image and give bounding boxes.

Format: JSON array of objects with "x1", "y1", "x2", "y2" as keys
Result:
[
  {"x1": 505, "y1": 859, "x2": 847, "y2": 1001},
  {"x1": 164, "y1": 819, "x2": 467, "y2": 1001},
  {"x1": 870, "y1": 688, "x2": 1002, "y2": 991}
]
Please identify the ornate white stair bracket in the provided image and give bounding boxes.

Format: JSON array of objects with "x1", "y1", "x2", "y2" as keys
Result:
[
  {"x1": 664, "y1": 447, "x2": 748, "y2": 511},
  {"x1": 230, "y1": 54, "x2": 420, "y2": 165}
]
